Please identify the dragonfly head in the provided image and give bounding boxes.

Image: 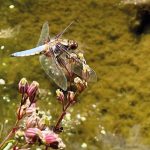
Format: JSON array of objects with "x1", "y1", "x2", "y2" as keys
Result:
[{"x1": 68, "y1": 40, "x2": 78, "y2": 50}]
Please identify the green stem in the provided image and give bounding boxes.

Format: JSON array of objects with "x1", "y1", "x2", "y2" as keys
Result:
[{"x1": 0, "y1": 120, "x2": 19, "y2": 148}]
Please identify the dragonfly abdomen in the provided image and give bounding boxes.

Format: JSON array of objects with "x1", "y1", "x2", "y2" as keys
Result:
[{"x1": 11, "y1": 45, "x2": 46, "y2": 57}]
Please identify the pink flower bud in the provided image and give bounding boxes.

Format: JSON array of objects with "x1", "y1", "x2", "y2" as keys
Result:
[
  {"x1": 25, "y1": 128, "x2": 40, "y2": 144},
  {"x1": 27, "y1": 81, "x2": 39, "y2": 103},
  {"x1": 56, "y1": 89, "x2": 64, "y2": 102},
  {"x1": 17, "y1": 105, "x2": 26, "y2": 120},
  {"x1": 18, "y1": 78, "x2": 28, "y2": 94},
  {"x1": 25, "y1": 128, "x2": 41, "y2": 138},
  {"x1": 67, "y1": 91, "x2": 75, "y2": 102},
  {"x1": 39, "y1": 130, "x2": 66, "y2": 149},
  {"x1": 26, "y1": 103, "x2": 36, "y2": 116},
  {"x1": 42, "y1": 131, "x2": 58, "y2": 145},
  {"x1": 74, "y1": 77, "x2": 87, "y2": 93},
  {"x1": 26, "y1": 114, "x2": 38, "y2": 129},
  {"x1": 37, "y1": 117, "x2": 47, "y2": 130}
]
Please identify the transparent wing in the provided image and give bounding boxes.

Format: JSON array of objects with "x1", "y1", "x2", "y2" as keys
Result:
[
  {"x1": 37, "y1": 21, "x2": 50, "y2": 46},
  {"x1": 39, "y1": 53, "x2": 67, "y2": 91},
  {"x1": 72, "y1": 61, "x2": 97, "y2": 82},
  {"x1": 59, "y1": 50, "x2": 97, "y2": 82}
]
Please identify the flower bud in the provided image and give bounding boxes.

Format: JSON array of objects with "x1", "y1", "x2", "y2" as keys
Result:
[
  {"x1": 83, "y1": 64, "x2": 90, "y2": 73},
  {"x1": 37, "y1": 115, "x2": 51, "y2": 130},
  {"x1": 41, "y1": 130, "x2": 65, "y2": 148},
  {"x1": 78, "y1": 52, "x2": 86, "y2": 63},
  {"x1": 26, "y1": 103, "x2": 36, "y2": 116},
  {"x1": 67, "y1": 91, "x2": 75, "y2": 102},
  {"x1": 56, "y1": 89, "x2": 64, "y2": 102},
  {"x1": 78, "y1": 52, "x2": 84, "y2": 59},
  {"x1": 27, "y1": 81, "x2": 39, "y2": 103},
  {"x1": 25, "y1": 128, "x2": 41, "y2": 138},
  {"x1": 82, "y1": 64, "x2": 91, "y2": 81},
  {"x1": 26, "y1": 114, "x2": 38, "y2": 129},
  {"x1": 43, "y1": 132, "x2": 58, "y2": 144},
  {"x1": 74, "y1": 77, "x2": 87, "y2": 92},
  {"x1": 17, "y1": 105, "x2": 26, "y2": 120},
  {"x1": 18, "y1": 78, "x2": 28, "y2": 94}
]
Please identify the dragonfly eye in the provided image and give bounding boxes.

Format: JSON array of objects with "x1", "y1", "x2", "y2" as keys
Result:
[{"x1": 69, "y1": 40, "x2": 78, "y2": 50}]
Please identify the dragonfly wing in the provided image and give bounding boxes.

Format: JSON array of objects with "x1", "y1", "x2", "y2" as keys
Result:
[
  {"x1": 73, "y1": 63, "x2": 97, "y2": 82},
  {"x1": 37, "y1": 21, "x2": 50, "y2": 46},
  {"x1": 59, "y1": 50, "x2": 97, "y2": 82},
  {"x1": 11, "y1": 45, "x2": 46, "y2": 57},
  {"x1": 39, "y1": 54, "x2": 67, "y2": 91}
]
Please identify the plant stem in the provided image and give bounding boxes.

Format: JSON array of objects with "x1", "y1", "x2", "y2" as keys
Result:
[
  {"x1": 54, "y1": 101, "x2": 71, "y2": 131},
  {"x1": 0, "y1": 120, "x2": 19, "y2": 148}
]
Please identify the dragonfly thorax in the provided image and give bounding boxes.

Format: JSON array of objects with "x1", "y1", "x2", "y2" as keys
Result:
[{"x1": 58, "y1": 39, "x2": 78, "y2": 50}]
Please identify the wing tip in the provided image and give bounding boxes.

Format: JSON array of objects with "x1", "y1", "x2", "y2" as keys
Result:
[{"x1": 62, "y1": 86, "x2": 67, "y2": 91}]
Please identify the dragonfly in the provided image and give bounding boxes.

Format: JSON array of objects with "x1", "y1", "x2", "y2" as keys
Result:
[{"x1": 11, "y1": 22, "x2": 97, "y2": 91}]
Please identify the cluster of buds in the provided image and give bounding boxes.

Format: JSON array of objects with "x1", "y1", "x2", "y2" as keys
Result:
[
  {"x1": 56, "y1": 89, "x2": 76, "y2": 103},
  {"x1": 24, "y1": 127, "x2": 65, "y2": 149},
  {"x1": 15, "y1": 78, "x2": 65, "y2": 149},
  {"x1": 17, "y1": 78, "x2": 39, "y2": 119}
]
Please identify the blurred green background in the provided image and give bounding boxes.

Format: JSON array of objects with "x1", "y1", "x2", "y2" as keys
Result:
[{"x1": 1, "y1": 0, "x2": 150, "y2": 149}]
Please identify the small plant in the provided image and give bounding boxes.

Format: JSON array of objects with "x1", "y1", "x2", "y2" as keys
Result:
[{"x1": 0, "y1": 51, "x2": 95, "y2": 149}]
